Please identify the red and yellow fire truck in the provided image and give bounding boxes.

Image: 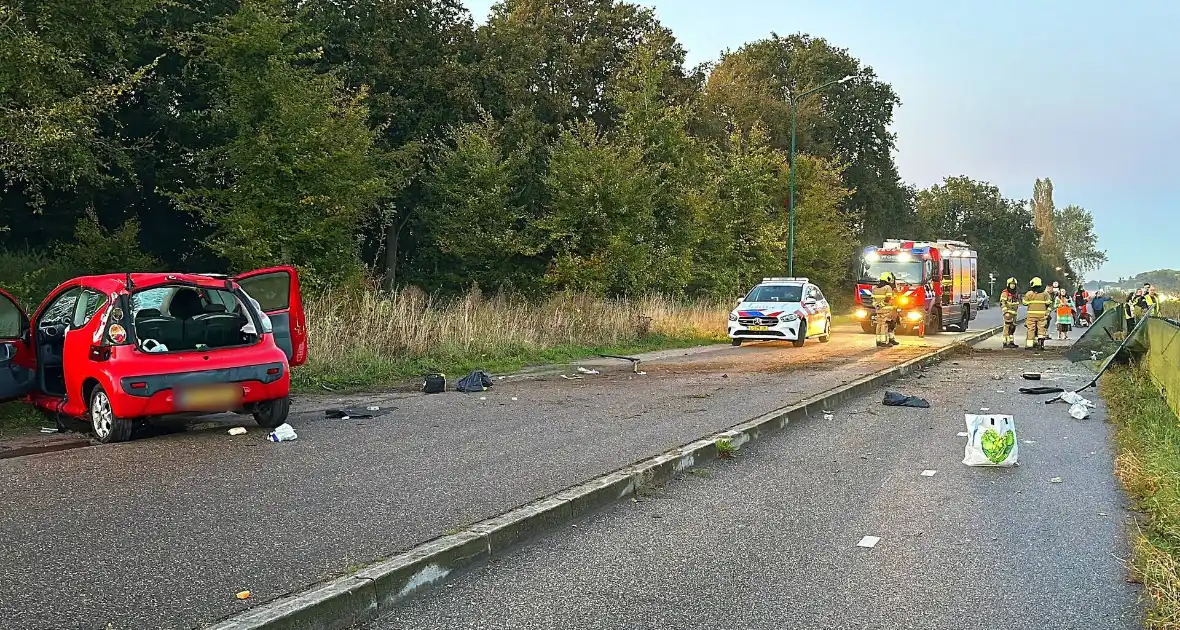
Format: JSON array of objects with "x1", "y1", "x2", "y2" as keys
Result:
[{"x1": 853, "y1": 239, "x2": 979, "y2": 336}]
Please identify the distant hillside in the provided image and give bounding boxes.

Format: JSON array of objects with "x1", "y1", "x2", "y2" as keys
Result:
[{"x1": 1088, "y1": 270, "x2": 1180, "y2": 293}]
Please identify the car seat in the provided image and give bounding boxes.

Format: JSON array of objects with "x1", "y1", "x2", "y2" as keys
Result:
[
  {"x1": 135, "y1": 308, "x2": 183, "y2": 350},
  {"x1": 191, "y1": 303, "x2": 247, "y2": 347}
]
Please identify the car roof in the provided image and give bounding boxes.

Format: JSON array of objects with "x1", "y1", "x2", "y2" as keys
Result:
[{"x1": 73, "y1": 273, "x2": 234, "y2": 293}]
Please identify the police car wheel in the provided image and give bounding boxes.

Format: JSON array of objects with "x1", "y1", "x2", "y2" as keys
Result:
[
  {"x1": 819, "y1": 319, "x2": 831, "y2": 343},
  {"x1": 792, "y1": 320, "x2": 807, "y2": 347}
]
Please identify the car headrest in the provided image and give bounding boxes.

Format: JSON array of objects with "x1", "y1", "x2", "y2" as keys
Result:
[
  {"x1": 169, "y1": 289, "x2": 205, "y2": 319},
  {"x1": 202, "y1": 303, "x2": 227, "y2": 313},
  {"x1": 136, "y1": 308, "x2": 162, "y2": 319}
]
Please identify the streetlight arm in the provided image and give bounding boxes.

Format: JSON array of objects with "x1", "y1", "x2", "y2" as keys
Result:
[{"x1": 795, "y1": 74, "x2": 856, "y2": 100}]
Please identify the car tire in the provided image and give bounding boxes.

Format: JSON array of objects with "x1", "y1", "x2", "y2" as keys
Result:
[
  {"x1": 253, "y1": 397, "x2": 291, "y2": 429},
  {"x1": 860, "y1": 321, "x2": 874, "y2": 334},
  {"x1": 731, "y1": 338, "x2": 743, "y2": 347},
  {"x1": 792, "y1": 320, "x2": 807, "y2": 348},
  {"x1": 89, "y1": 385, "x2": 133, "y2": 444},
  {"x1": 819, "y1": 318, "x2": 831, "y2": 343}
]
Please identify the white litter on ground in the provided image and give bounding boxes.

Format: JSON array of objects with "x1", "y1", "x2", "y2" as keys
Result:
[
  {"x1": 1069, "y1": 403, "x2": 1090, "y2": 419},
  {"x1": 1050, "y1": 477, "x2": 1064, "y2": 484},
  {"x1": 980, "y1": 408, "x2": 990, "y2": 411},
  {"x1": 1023, "y1": 440, "x2": 1037, "y2": 444},
  {"x1": 957, "y1": 432, "x2": 969, "y2": 437},
  {"x1": 479, "y1": 397, "x2": 487, "y2": 401},
  {"x1": 511, "y1": 397, "x2": 518, "y2": 401},
  {"x1": 576, "y1": 367, "x2": 601, "y2": 375},
  {"x1": 857, "y1": 536, "x2": 881, "y2": 549},
  {"x1": 921, "y1": 470, "x2": 938, "y2": 477},
  {"x1": 228, "y1": 427, "x2": 247, "y2": 436}
]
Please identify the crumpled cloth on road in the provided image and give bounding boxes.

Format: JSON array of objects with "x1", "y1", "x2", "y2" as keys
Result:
[
  {"x1": 1019, "y1": 386, "x2": 1065, "y2": 395},
  {"x1": 457, "y1": 370, "x2": 494, "y2": 393},
  {"x1": 883, "y1": 391, "x2": 930, "y2": 408}
]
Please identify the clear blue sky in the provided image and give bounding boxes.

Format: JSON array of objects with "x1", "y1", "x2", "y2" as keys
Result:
[{"x1": 463, "y1": 0, "x2": 1179, "y2": 280}]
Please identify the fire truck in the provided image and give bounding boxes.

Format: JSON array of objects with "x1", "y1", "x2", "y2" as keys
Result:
[{"x1": 853, "y1": 239, "x2": 979, "y2": 337}]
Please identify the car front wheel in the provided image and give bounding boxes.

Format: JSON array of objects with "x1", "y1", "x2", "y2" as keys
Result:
[
  {"x1": 253, "y1": 397, "x2": 291, "y2": 428},
  {"x1": 792, "y1": 320, "x2": 807, "y2": 348},
  {"x1": 819, "y1": 318, "x2": 831, "y2": 343},
  {"x1": 90, "y1": 385, "x2": 134, "y2": 443}
]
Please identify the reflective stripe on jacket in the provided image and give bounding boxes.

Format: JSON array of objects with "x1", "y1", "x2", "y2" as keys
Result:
[
  {"x1": 1023, "y1": 290, "x2": 1050, "y2": 316},
  {"x1": 871, "y1": 285, "x2": 894, "y2": 309},
  {"x1": 1000, "y1": 289, "x2": 1020, "y2": 314}
]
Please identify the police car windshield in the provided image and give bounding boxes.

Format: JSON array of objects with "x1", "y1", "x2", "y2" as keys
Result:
[
  {"x1": 744, "y1": 285, "x2": 803, "y2": 302},
  {"x1": 863, "y1": 261, "x2": 922, "y2": 284}
]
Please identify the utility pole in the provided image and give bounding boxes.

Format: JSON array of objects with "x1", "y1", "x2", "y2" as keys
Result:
[{"x1": 785, "y1": 74, "x2": 856, "y2": 276}]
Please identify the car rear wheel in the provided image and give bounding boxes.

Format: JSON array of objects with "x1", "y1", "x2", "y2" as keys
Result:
[
  {"x1": 89, "y1": 385, "x2": 134, "y2": 444},
  {"x1": 253, "y1": 397, "x2": 291, "y2": 429},
  {"x1": 819, "y1": 318, "x2": 831, "y2": 343}
]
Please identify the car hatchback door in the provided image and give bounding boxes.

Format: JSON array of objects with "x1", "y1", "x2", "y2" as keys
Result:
[
  {"x1": 0, "y1": 288, "x2": 36, "y2": 402},
  {"x1": 235, "y1": 266, "x2": 308, "y2": 367}
]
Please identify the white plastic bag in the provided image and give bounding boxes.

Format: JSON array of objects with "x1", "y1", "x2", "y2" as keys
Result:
[
  {"x1": 267, "y1": 423, "x2": 298, "y2": 442},
  {"x1": 963, "y1": 414, "x2": 1018, "y2": 467},
  {"x1": 1069, "y1": 403, "x2": 1090, "y2": 420},
  {"x1": 1059, "y1": 391, "x2": 1095, "y2": 408}
]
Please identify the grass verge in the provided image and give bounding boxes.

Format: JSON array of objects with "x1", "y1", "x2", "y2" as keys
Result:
[
  {"x1": 0, "y1": 402, "x2": 45, "y2": 438},
  {"x1": 295, "y1": 287, "x2": 728, "y2": 392},
  {"x1": 1102, "y1": 363, "x2": 1180, "y2": 627}
]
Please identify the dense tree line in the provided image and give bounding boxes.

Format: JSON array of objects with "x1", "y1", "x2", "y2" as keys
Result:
[{"x1": 0, "y1": 0, "x2": 1102, "y2": 300}]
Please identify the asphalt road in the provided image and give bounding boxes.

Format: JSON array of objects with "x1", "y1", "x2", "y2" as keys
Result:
[
  {"x1": 0, "y1": 309, "x2": 1004, "y2": 629},
  {"x1": 363, "y1": 353, "x2": 1139, "y2": 630}
]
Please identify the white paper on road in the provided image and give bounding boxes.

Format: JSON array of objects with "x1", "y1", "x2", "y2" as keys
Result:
[
  {"x1": 857, "y1": 536, "x2": 880, "y2": 548},
  {"x1": 962, "y1": 414, "x2": 1019, "y2": 467},
  {"x1": 921, "y1": 469, "x2": 937, "y2": 477},
  {"x1": 957, "y1": 432, "x2": 969, "y2": 437}
]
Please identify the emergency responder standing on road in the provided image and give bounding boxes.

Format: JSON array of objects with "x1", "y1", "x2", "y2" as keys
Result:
[
  {"x1": 872, "y1": 272, "x2": 899, "y2": 348},
  {"x1": 999, "y1": 277, "x2": 1021, "y2": 348},
  {"x1": 1023, "y1": 277, "x2": 1051, "y2": 350}
]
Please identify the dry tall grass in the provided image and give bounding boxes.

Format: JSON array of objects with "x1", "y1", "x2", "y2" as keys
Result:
[{"x1": 303, "y1": 285, "x2": 729, "y2": 372}]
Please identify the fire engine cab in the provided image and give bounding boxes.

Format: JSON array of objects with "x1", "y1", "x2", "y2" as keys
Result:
[{"x1": 853, "y1": 239, "x2": 979, "y2": 337}]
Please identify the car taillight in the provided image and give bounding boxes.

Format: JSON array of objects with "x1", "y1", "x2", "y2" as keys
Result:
[
  {"x1": 108, "y1": 324, "x2": 128, "y2": 345},
  {"x1": 266, "y1": 368, "x2": 280, "y2": 376}
]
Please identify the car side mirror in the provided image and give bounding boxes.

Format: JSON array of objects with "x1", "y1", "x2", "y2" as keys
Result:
[{"x1": 804, "y1": 298, "x2": 817, "y2": 307}]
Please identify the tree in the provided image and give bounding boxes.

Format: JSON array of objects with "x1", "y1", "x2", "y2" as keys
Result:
[
  {"x1": 174, "y1": 0, "x2": 387, "y2": 289},
  {"x1": 303, "y1": 0, "x2": 478, "y2": 283},
  {"x1": 0, "y1": 0, "x2": 160, "y2": 225},
  {"x1": 703, "y1": 33, "x2": 914, "y2": 244},
  {"x1": 1053, "y1": 204, "x2": 1107, "y2": 275},
  {"x1": 916, "y1": 176, "x2": 1054, "y2": 286}
]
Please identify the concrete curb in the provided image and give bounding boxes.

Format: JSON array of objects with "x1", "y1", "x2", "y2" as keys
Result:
[{"x1": 204, "y1": 323, "x2": 1007, "y2": 630}]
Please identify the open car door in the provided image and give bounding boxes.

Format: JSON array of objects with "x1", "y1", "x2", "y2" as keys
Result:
[
  {"x1": 0, "y1": 288, "x2": 36, "y2": 402},
  {"x1": 235, "y1": 266, "x2": 308, "y2": 367}
]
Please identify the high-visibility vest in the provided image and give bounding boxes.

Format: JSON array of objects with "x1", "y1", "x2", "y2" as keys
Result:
[
  {"x1": 1023, "y1": 290, "x2": 1050, "y2": 316},
  {"x1": 1000, "y1": 289, "x2": 1020, "y2": 315},
  {"x1": 1146, "y1": 294, "x2": 1159, "y2": 309},
  {"x1": 1124, "y1": 300, "x2": 1135, "y2": 319}
]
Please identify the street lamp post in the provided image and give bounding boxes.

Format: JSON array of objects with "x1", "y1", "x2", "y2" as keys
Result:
[{"x1": 786, "y1": 74, "x2": 856, "y2": 276}]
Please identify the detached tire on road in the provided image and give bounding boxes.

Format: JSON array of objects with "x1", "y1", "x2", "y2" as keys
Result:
[
  {"x1": 89, "y1": 385, "x2": 134, "y2": 444},
  {"x1": 253, "y1": 397, "x2": 291, "y2": 428}
]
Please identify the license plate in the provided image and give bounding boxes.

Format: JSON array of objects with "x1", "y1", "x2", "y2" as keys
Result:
[
  {"x1": 175, "y1": 384, "x2": 243, "y2": 411},
  {"x1": 747, "y1": 325, "x2": 770, "y2": 331}
]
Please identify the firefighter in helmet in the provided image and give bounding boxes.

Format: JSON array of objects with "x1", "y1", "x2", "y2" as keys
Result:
[
  {"x1": 999, "y1": 277, "x2": 1021, "y2": 348},
  {"x1": 871, "y1": 271, "x2": 899, "y2": 348},
  {"x1": 1023, "y1": 277, "x2": 1051, "y2": 350}
]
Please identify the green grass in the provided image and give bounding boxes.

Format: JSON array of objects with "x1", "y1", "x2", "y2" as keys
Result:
[
  {"x1": 292, "y1": 333, "x2": 720, "y2": 393},
  {"x1": 1102, "y1": 364, "x2": 1180, "y2": 627},
  {"x1": 0, "y1": 402, "x2": 45, "y2": 438}
]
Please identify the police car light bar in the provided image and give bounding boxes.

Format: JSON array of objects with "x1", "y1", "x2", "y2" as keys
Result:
[{"x1": 762, "y1": 277, "x2": 809, "y2": 283}]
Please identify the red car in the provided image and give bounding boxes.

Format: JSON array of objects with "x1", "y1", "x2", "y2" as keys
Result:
[{"x1": 0, "y1": 267, "x2": 308, "y2": 442}]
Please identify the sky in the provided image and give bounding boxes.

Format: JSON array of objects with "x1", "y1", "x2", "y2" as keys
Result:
[{"x1": 462, "y1": 0, "x2": 1180, "y2": 280}]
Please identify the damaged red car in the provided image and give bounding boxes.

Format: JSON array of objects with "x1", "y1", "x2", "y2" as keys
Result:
[{"x1": 0, "y1": 267, "x2": 308, "y2": 443}]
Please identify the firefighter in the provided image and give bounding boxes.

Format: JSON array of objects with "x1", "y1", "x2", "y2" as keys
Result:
[
  {"x1": 1023, "y1": 277, "x2": 1051, "y2": 350},
  {"x1": 999, "y1": 277, "x2": 1021, "y2": 348},
  {"x1": 871, "y1": 272, "x2": 899, "y2": 348}
]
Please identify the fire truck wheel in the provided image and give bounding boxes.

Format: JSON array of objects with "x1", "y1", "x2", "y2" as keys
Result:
[{"x1": 860, "y1": 321, "x2": 874, "y2": 334}]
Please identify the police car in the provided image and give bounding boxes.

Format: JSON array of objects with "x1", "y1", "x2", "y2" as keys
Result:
[{"x1": 727, "y1": 277, "x2": 832, "y2": 347}]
